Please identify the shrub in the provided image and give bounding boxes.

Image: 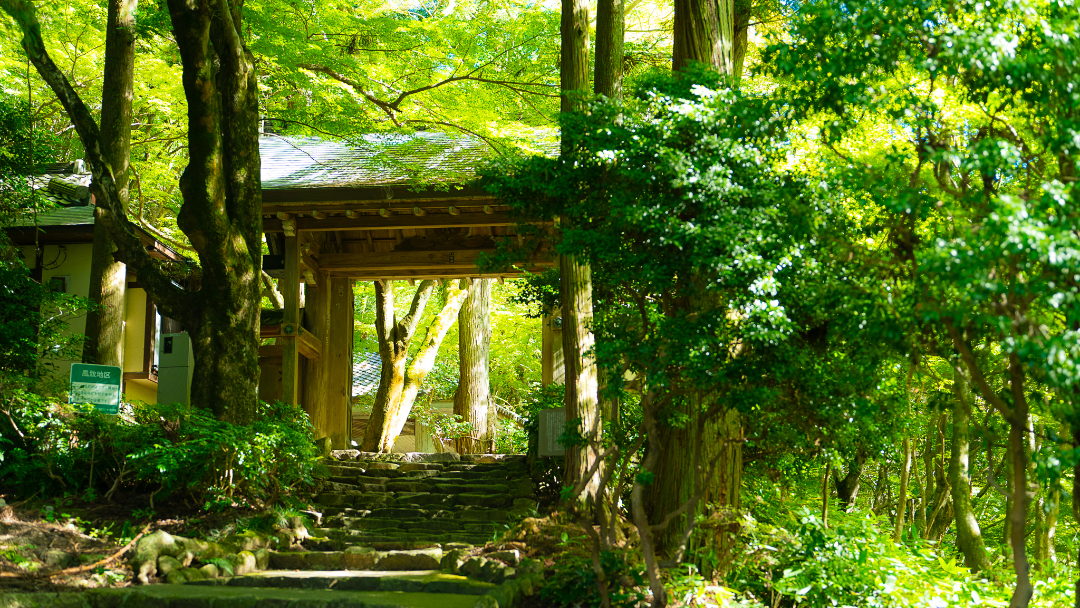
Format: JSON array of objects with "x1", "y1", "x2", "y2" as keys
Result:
[{"x1": 0, "y1": 394, "x2": 322, "y2": 509}]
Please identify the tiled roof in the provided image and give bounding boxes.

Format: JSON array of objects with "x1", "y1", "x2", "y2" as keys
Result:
[
  {"x1": 260, "y1": 133, "x2": 492, "y2": 191},
  {"x1": 9, "y1": 204, "x2": 95, "y2": 228},
  {"x1": 353, "y1": 350, "x2": 382, "y2": 396},
  {"x1": 7, "y1": 173, "x2": 94, "y2": 227}
]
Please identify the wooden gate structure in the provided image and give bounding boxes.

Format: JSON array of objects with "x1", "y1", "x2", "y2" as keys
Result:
[{"x1": 256, "y1": 134, "x2": 554, "y2": 448}]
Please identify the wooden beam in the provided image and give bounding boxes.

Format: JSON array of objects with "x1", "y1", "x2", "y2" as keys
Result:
[
  {"x1": 319, "y1": 249, "x2": 495, "y2": 272},
  {"x1": 262, "y1": 199, "x2": 501, "y2": 216},
  {"x1": 281, "y1": 236, "x2": 301, "y2": 405},
  {"x1": 263, "y1": 212, "x2": 520, "y2": 233},
  {"x1": 262, "y1": 212, "x2": 518, "y2": 234},
  {"x1": 258, "y1": 327, "x2": 322, "y2": 361}
]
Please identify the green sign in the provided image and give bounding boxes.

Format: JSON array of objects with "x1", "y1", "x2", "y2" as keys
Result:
[{"x1": 70, "y1": 363, "x2": 122, "y2": 415}]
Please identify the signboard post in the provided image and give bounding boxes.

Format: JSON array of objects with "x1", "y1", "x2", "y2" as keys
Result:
[{"x1": 70, "y1": 363, "x2": 123, "y2": 415}]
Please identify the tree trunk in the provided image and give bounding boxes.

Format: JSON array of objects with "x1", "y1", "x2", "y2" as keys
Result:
[
  {"x1": 455, "y1": 278, "x2": 494, "y2": 454},
  {"x1": 559, "y1": 0, "x2": 602, "y2": 503},
  {"x1": 832, "y1": 451, "x2": 866, "y2": 512},
  {"x1": 642, "y1": 0, "x2": 752, "y2": 562},
  {"x1": 894, "y1": 433, "x2": 911, "y2": 541},
  {"x1": 594, "y1": 0, "x2": 624, "y2": 100},
  {"x1": 82, "y1": 0, "x2": 136, "y2": 368},
  {"x1": 361, "y1": 280, "x2": 433, "y2": 452},
  {"x1": 560, "y1": 0, "x2": 589, "y2": 116},
  {"x1": 671, "y1": 0, "x2": 750, "y2": 82},
  {"x1": 1007, "y1": 355, "x2": 1033, "y2": 608},
  {"x1": 3, "y1": 0, "x2": 265, "y2": 424},
  {"x1": 377, "y1": 281, "x2": 470, "y2": 452},
  {"x1": 560, "y1": 254, "x2": 602, "y2": 501},
  {"x1": 951, "y1": 365, "x2": 991, "y2": 572},
  {"x1": 920, "y1": 415, "x2": 936, "y2": 538},
  {"x1": 821, "y1": 460, "x2": 832, "y2": 527}
]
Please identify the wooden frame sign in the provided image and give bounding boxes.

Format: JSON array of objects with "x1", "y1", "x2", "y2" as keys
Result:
[{"x1": 70, "y1": 363, "x2": 122, "y2": 415}]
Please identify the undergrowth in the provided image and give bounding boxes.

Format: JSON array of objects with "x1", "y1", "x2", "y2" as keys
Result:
[{"x1": 0, "y1": 393, "x2": 323, "y2": 510}]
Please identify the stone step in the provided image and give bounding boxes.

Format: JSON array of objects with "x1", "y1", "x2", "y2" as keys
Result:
[
  {"x1": 270, "y1": 548, "x2": 443, "y2": 571},
  {"x1": 199, "y1": 569, "x2": 497, "y2": 596},
  {"x1": 4, "y1": 583, "x2": 481, "y2": 608}
]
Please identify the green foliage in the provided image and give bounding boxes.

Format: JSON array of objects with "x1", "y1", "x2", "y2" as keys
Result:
[
  {"x1": 541, "y1": 551, "x2": 647, "y2": 608},
  {"x1": 0, "y1": 263, "x2": 90, "y2": 390},
  {"x1": 0, "y1": 394, "x2": 322, "y2": 508},
  {"x1": 729, "y1": 510, "x2": 1072, "y2": 608}
]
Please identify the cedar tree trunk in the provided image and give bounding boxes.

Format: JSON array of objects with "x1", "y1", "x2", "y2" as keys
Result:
[
  {"x1": 3, "y1": 0, "x2": 265, "y2": 424},
  {"x1": 455, "y1": 278, "x2": 494, "y2": 454},
  {"x1": 594, "y1": 0, "x2": 624, "y2": 100},
  {"x1": 560, "y1": 0, "x2": 603, "y2": 502},
  {"x1": 83, "y1": 0, "x2": 136, "y2": 367}
]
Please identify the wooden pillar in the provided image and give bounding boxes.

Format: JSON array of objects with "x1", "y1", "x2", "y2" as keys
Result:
[
  {"x1": 327, "y1": 278, "x2": 354, "y2": 448},
  {"x1": 281, "y1": 235, "x2": 301, "y2": 405},
  {"x1": 302, "y1": 270, "x2": 331, "y2": 439},
  {"x1": 541, "y1": 308, "x2": 564, "y2": 386}
]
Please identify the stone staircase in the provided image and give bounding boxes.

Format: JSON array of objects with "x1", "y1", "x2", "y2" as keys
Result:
[
  {"x1": 0, "y1": 452, "x2": 544, "y2": 608},
  {"x1": 265, "y1": 451, "x2": 537, "y2": 572}
]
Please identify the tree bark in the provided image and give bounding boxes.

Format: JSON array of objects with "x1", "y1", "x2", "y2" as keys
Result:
[
  {"x1": 3, "y1": 0, "x2": 265, "y2": 424},
  {"x1": 832, "y1": 451, "x2": 866, "y2": 512},
  {"x1": 455, "y1": 278, "x2": 494, "y2": 454},
  {"x1": 561, "y1": 253, "x2": 602, "y2": 501},
  {"x1": 594, "y1": 0, "x2": 624, "y2": 100},
  {"x1": 950, "y1": 365, "x2": 991, "y2": 572},
  {"x1": 1006, "y1": 354, "x2": 1033, "y2": 608},
  {"x1": 361, "y1": 280, "x2": 433, "y2": 452},
  {"x1": 894, "y1": 433, "x2": 911, "y2": 541},
  {"x1": 559, "y1": 0, "x2": 602, "y2": 503},
  {"x1": 83, "y1": 0, "x2": 136, "y2": 368},
  {"x1": 378, "y1": 281, "x2": 470, "y2": 452},
  {"x1": 671, "y1": 0, "x2": 750, "y2": 83}
]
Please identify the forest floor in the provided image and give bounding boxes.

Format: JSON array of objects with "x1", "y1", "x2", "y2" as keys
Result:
[{"x1": 0, "y1": 493, "x2": 276, "y2": 592}]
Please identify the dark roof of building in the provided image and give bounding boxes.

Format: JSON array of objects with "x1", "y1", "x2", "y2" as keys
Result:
[
  {"x1": 9, "y1": 203, "x2": 95, "y2": 228},
  {"x1": 353, "y1": 351, "x2": 382, "y2": 396},
  {"x1": 260, "y1": 133, "x2": 492, "y2": 191}
]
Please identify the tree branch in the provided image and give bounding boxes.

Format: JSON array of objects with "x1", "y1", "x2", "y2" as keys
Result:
[{"x1": 1, "y1": 0, "x2": 190, "y2": 322}]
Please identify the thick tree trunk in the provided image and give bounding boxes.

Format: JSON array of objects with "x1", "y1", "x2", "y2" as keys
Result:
[
  {"x1": 671, "y1": 0, "x2": 750, "y2": 83},
  {"x1": 951, "y1": 365, "x2": 991, "y2": 571},
  {"x1": 3, "y1": 0, "x2": 264, "y2": 424},
  {"x1": 378, "y1": 281, "x2": 470, "y2": 452},
  {"x1": 561, "y1": 254, "x2": 602, "y2": 501},
  {"x1": 894, "y1": 433, "x2": 911, "y2": 541},
  {"x1": 594, "y1": 0, "x2": 624, "y2": 100},
  {"x1": 455, "y1": 278, "x2": 494, "y2": 454},
  {"x1": 361, "y1": 280, "x2": 432, "y2": 451},
  {"x1": 362, "y1": 280, "x2": 469, "y2": 452},
  {"x1": 83, "y1": 0, "x2": 136, "y2": 368}
]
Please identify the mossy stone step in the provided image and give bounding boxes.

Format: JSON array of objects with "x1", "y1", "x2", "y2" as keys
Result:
[
  {"x1": 0, "y1": 585, "x2": 481, "y2": 608},
  {"x1": 213, "y1": 570, "x2": 496, "y2": 596},
  {"x1": 270, "y1": 548, "x2": 442, "y2": 571},
  {"x1": 456, "y1": 494, "x2": 513, "y2": 508},
  {"x1": 433, "y1": 482, "x2": 512, "y2": 494}
]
